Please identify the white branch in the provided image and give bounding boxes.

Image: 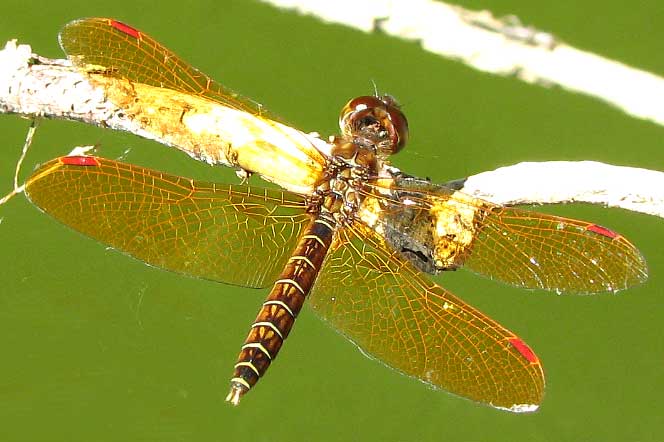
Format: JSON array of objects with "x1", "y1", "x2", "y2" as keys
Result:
[
  {"x1": 0, "y1": 41, "x2": 115, "y2": 125},
  {"x1": 1, "y1": 40, "x2": 662, "y2": 219},
  {"x1": 260, "y1": 0, "x2": 664, "y2": 127},
  {"x1": 455, "y1": 161, "x2": 664, "y2": 218}
]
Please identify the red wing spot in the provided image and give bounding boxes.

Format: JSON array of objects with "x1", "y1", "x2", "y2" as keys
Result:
[
  {"x1": 508, "y1": 337, "x2": 539, "y2": 364},
  {"x1": 110, "y1": 19, "x2": 141, "y2": 39},
  {"x1": 60, "y1": 156, "x2": 101, "y2": 167},
  {"x1": 587, "y1": 224, "x2": 619, "y2": 239}
]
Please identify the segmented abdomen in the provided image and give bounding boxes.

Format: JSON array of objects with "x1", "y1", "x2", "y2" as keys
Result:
[{"x1": 226, "y1": 214, "x2": 335, "y2": 404}]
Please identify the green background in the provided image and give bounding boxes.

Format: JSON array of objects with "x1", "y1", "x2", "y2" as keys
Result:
[{"x1": 1, "y1": 1, "x2": 662, "y2": 441}]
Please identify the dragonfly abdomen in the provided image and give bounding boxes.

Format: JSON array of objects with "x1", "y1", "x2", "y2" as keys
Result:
[{"x1": 226, "y1": 215, "x2": 335, "y2": 405}]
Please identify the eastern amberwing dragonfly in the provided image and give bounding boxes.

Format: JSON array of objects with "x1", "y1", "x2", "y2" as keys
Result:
[{"x1": 19, "y1": 18, "x2": 647, "y2": 412}]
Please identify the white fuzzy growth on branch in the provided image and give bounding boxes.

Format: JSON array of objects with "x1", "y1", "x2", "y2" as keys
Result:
[
  {"x1": 0, "y1": 40, "x2": 115, "y2": 124},
  {"x1": 0, "y1": 40, "x2": 662, "y2": 219}
]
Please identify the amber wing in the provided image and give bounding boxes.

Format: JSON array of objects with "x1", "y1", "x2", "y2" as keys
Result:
[
  {"x1": 25, "y1": 157, "x2": 311, "y2": 288},
  {"x1": 376, "y1": 182, "x2": 647, "y2": 294},
  {"x1": 59, "y1": 17, "x2": 263, "y2": 115},
  {"x1": 308, "y1": 221, "x2": 544, "y2": 411},
  {"x1": 464, "y1": 203, "x2": 647, "y2": 293}
]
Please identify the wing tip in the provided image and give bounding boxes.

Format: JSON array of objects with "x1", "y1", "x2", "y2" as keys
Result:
[{"x1": 493, "y1": 402, "x2": 540, "y2": 413}]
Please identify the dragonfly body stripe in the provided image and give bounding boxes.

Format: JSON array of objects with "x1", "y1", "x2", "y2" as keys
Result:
[{"x1": 252, "y1": 321, "x2": 284, "y2": 339}]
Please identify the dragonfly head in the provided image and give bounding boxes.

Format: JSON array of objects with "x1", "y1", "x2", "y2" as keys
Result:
[{"x1": 339, "y1": 95, "x2": 409, "y2": 157}]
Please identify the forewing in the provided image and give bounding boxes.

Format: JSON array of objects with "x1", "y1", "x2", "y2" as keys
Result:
[
  {"x1": 58, "y1": 18, "x2": 328, "y2": 196},
  {"x1": 59, "y1": 17, "x2": 263, "y2": 114},
  {"x1": 372, "y1": 180, "x2": 647, "y2": 294},
  {"x1": 463, "y1": 203, "x2": 648, "y2": 294},
  {"x1": 309, "y1": 221, "x2": 544, "y2": 412},
  {"x1": 25, "y1": 156, "x2": 311, "y2": 288}
]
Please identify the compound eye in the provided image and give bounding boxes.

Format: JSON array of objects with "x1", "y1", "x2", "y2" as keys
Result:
[
  {"x1": 380, "y1": 96, "x2": 409, "y2": 153},
  {"x1": 339, "y1": 96, "x2": 384, "y2": 130},
  {"x1": 339, "y1": 95, "x2": 409, "y2": 155}
]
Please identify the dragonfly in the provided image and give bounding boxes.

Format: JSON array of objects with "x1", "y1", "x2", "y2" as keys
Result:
[{"x1": 20, "y1": 17, "x2": 647, "y2": 412}]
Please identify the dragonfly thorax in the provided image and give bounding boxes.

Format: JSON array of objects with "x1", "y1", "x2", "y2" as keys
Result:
[{"x1": 313, "y1": 154, "x2": 368, "y2": 225}]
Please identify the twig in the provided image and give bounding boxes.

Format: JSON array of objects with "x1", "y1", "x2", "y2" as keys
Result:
[
  {"x1": 261, "y1": 0, "x2": 664, "y2": 126},
  {"x1": 1, "y1": 40, "x2": 662, "y2": 219}
]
